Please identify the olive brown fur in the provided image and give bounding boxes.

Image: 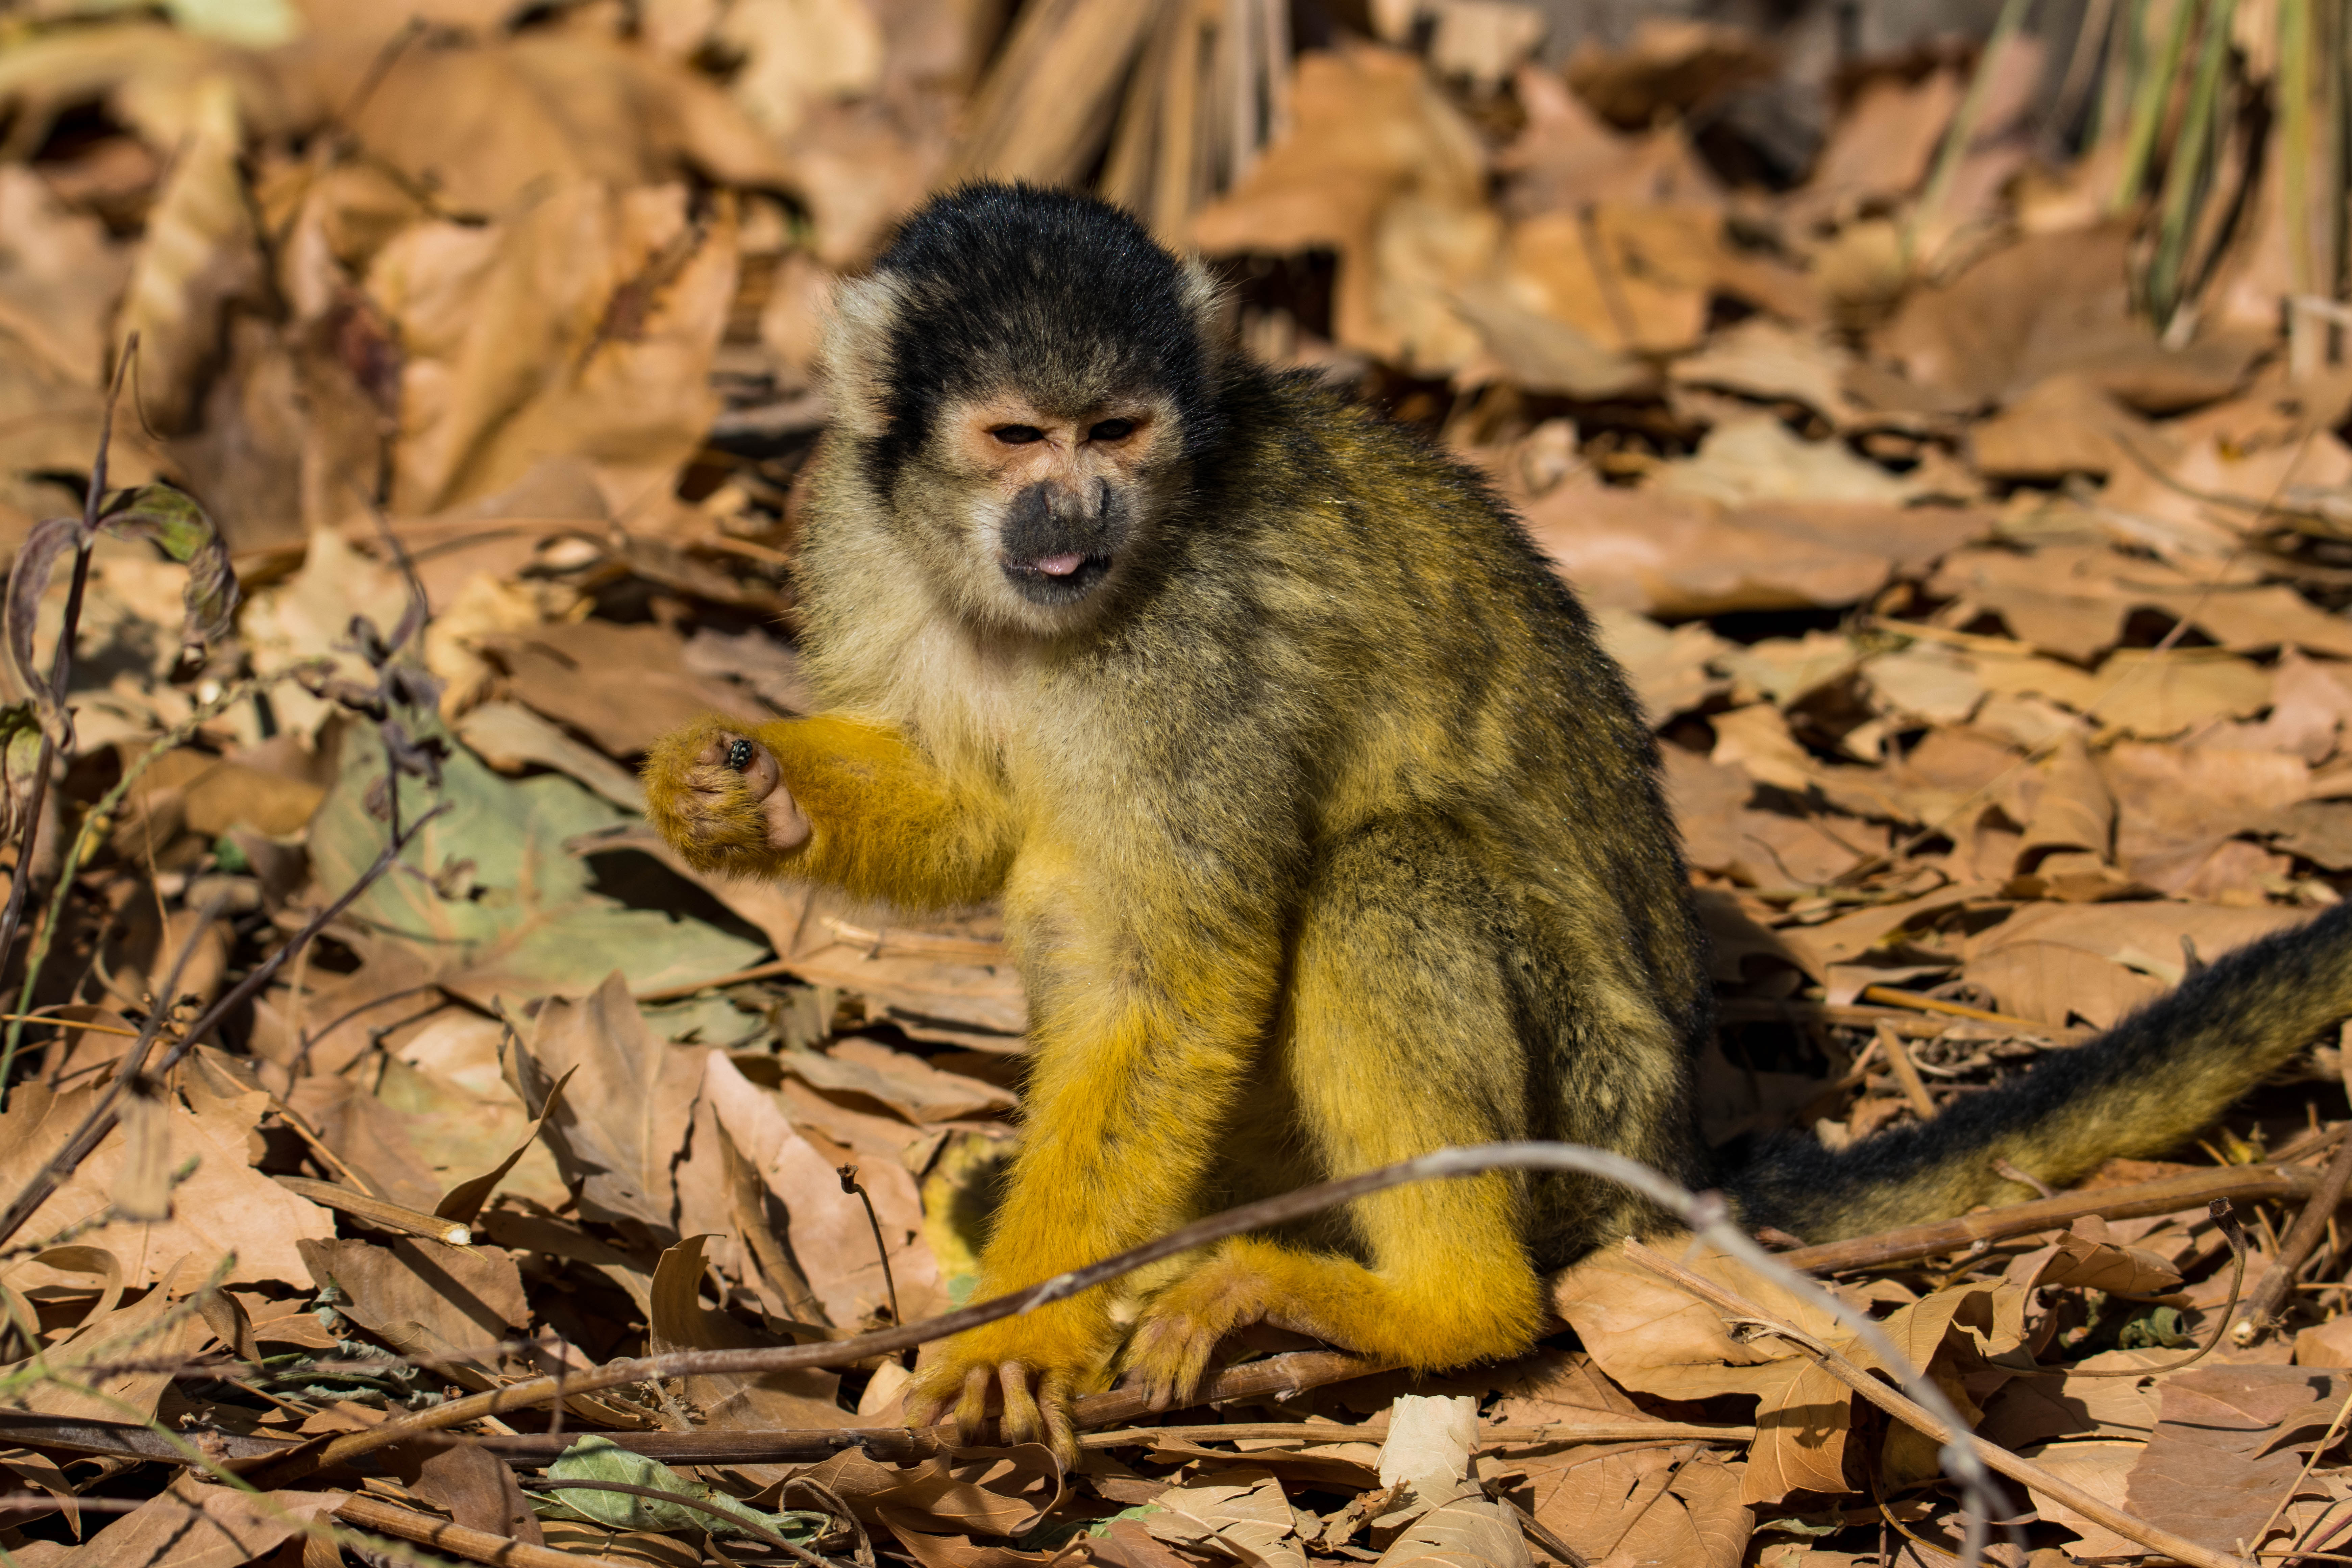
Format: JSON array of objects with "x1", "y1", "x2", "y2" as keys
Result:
[{"x1": 640, "y1": 183, "x2": 2352, "y2": 1459}]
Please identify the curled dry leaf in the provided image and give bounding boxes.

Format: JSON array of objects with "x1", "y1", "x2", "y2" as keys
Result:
[
  {"x1": 702, "y1": 1050, "x2": 942, "y2": 1326},
  {"x1": 504, "y1": 972, "x2": 707, "y2": 1238},
  {"x1": 647, "y1": 1232, "x2": 844, "y2": 1426}
]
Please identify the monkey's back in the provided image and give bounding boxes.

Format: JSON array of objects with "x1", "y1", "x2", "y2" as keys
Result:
[{"x1": 1178, "y1": 372, "x2": 1718, "y2": 1245}]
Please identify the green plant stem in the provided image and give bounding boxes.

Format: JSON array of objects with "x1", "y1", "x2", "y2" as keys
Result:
[
  {"x1": 1910, "y1": 0, "x2": 2033, "y2": 260},
  {"x1": 2148, "y1": 0, "x2": 2239, "y2": 323},
  {"x1": 0, "y1": 346, "x2": 140, "y2": 1064},
  {"x1": 2113, "y1": 0, "x2": 2202, "y2": 212}
]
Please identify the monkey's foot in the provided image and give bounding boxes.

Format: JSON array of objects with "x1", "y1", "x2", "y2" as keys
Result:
[
  {"x1": 640, "y1": 717, "x2": 809, "y2": 872},
  {"x1": 1123, "y1": 1248, "x2": 1297, "y2": 1413},
  {"x1": 903, "y1": 1308, "x2": 1110, "y2": 1466}
]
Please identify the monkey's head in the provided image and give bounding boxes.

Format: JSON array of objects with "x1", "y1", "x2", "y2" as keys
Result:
[{"x1": 822, "y1": 183, "x2": 1227, "y2": 635}]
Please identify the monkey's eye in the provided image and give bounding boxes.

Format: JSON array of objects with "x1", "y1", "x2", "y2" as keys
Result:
[
  {"x1": 991, "y1": 425, "x2": 1045, "y2": 445},
  {"x1": 1088, "y1": 418, "x2": 1136, "y2": 442}
]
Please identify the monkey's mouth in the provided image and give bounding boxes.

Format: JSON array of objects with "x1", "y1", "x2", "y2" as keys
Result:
[{"x1": 1002, "y1": 550, "x2": 1113, "y2": 604}]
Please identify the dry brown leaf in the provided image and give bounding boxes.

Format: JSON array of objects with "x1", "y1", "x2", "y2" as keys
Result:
[
  {"x1": 1142, "y1": 1469, "x2": 1306, "y2": 1568},
  {"x1": 1563, "y1": 18, "x2": 1772, "y2": 128},
  {"x1": 1731, "y1": 807, "x2": 1882, "y2": 892},
  {"x1": 1525, "y1": 1445, "x2": 1748, "y2": 1568},
  {"x1": 1191, "y1": 45, "x2": 1487, "y2": 371},
  {"x1": 2295, "y1": 1316, "x2": 2352, "y2": 1366},
  {"x1": 319, "y1": 31, "x2": 792, "y2": 218},
  {"x1": 1374, "y1": 1485, "x2": 1530, "y2": 1568},
  {"x1": 2124, "y1": 1367, "x2": 2339, "y2": 1554},
  {"x1": 648, "y1": 1232, "x2": 843, "y2": 1425},
  {"x1": 1970, "y1": 899, "x2": 2314, "y2": 987},
  {"x1": 1, "y1": 1256, "x2": 210, "y2": 1425},
  {"x1": 50, "y1": 1476, "x2": 347, "y2": 1568},
  {"x1": 783, "y1": 1039, "x2": 1015, "y2": 1126},
  {"x1": 1661, "y1": 744, "x2": 1751, "y2": 874},
  {"x1": 1497, "y1": 64, "x2": 1717, "y2": 215},
  {"x1": 1981, "y1": 1351, "x2": 2164, "y2": 1449},
  {"x1": 297, "y1": 1235, "x2": 528, "y2": 1379},
  {"x1": 413, "y1": 1441, "x2": 544, "y2": 1545},
  {"x1": 2016, "y1": 730, "x2": 2114, "y2": 869},
  {"x1": 1521, "y1": 480, "x2": 1978, "y2": 620},
  {"x1": 1499, "y1": 205, "x2": 1715, "y2": 356},
  {"x1": 1550, "y1": 1239, "x2": 1843, "y2": 1401},
  {"x1": 506, "y1": 972, "x2": 707, "y2": 1238},
  {"x1": 2011, "y1": 1216, "x2": 2183, "y2": 1297},
  {"x1": 702, "y1": 1051, "x2": 943, "y2": 1327},
  {"x1": 2021, "y1": 1439, "x2": 2149, "y2": 1557},
  {"x1": 1881, "y1": 226, "x2": 2254, "y2": 411},
  {"x1": 1962, "y1": 942, "x2": 2160, "y2": 1030},
  {"x1": 0, "y1": 1071, "x2": 330, "y2": 1290},
  {"x1": 368, "y1": 180, "x2": 738, "y2": 513},
  {"x1": 1968, "y1": 646, "x2": 2273, "y2": 738},
  {"x1": 282, "y1": 1072, "x2": 446, "y2": 1212},
  {"x1": 1803, "y1": 69, "x2": 1962, "y2": 210},
  {"x1": 1970, "y1": 371, "x2": 2160, "y2": 481},
  {"x1": 456, "y1": 700, "x2": 648, "y2": 811},
  {"x1": 718, "y1": 0, "x2": 886, "y2": 142},
  {"x1": 1670, "y1": 318, "x2": 1863, "y2": 427},
  {"x1": 112, "y1": 73, "x2": 262, "y2": 433},
  {"x1": 0, "y1": 167, "x2": 128, "y2": 387},
  {"x1": 2100, "y1": 737, "x2": 2307, "y2": 873},
  {"x1": 1489, "y1": 1348, "x2": 1646, "y2": 1426},
  {"x1": 486, "y1": 617, "x2": 773, "y2": 758}
]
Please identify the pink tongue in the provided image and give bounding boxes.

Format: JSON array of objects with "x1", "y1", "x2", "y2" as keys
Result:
[{"x1": 1035, "y1": 553, "x2": 1084, "y2": 577}]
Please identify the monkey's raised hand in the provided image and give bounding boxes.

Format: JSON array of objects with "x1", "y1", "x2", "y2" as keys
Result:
[{"x1": 640, "y1": 717, "x2": 810, "y2": 875}]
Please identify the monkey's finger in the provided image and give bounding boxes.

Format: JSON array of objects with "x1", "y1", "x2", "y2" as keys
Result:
[
  {"x1": 1140, "y1": 1349, "x2": 1176, "y2": 1414},
  {"x1": 952, "y1": 1364, "x2": 995, "y2": 1447},
  {"x1": 1174, "y1": 1340, "x2": 1218, "y2": 1411},
  {"x1": 902, "y1": 1368, "x2": 952, "y2": 1430},
  {"x1": 1038, "y1": 1368, "x2": 1079, "y2": 1471},
  {"x1": 761, "y1": 782, "x2": 812, "y2": 851},
  {"x1": 997, "y1": 1359, "x2": 1044, "y2": 1447}
]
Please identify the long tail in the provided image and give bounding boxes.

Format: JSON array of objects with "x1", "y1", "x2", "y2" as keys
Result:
[{"x1": 1730, "y1": 900, "x2": 2352, "y2": 1243}]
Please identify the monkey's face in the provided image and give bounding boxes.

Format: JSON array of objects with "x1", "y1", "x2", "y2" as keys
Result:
[{"x1": 911, "y1": 387, "x2": 1185, "y2": 632}]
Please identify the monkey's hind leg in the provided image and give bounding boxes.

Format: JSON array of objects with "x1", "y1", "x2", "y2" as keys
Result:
[{"x1": 1122, "y1": 816, "x2": 1549, "y2": 1406}]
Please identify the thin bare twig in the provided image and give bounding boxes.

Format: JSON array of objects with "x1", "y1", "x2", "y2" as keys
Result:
[
  {"x1": 337, "y1": 1492, "x2": 635, "y2": 1568},
  {"x1": 836, "y1": 1163, "x2": 907, "y2": 1364},
  {"x1": 1779, "y1": 1161, "x2": 2318, "y2": 1273},
  {"x1": 2237, "y1": 1132, "x2": 2352, "y2": 1345},
  {"x1": 289, "y1": 1141, "x2": 2002, "y2": 1554},
  {"x1": 2251, "y1": 1387, "x2": 2352, "y2": 1562},
  {"x1": 2031, "y1": 1197, "x2": 2251, "y2": 1378}
]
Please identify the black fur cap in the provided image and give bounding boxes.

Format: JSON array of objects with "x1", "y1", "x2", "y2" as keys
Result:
[{"x1": 858, "y1": 183, "x2": 1225, "y2": 490}]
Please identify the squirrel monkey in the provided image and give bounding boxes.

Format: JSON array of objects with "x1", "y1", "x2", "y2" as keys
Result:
[{"x1": 644, "y1": 183, "x2": 2352, "y2": 1459}]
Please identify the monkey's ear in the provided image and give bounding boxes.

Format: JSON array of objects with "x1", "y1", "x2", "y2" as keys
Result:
[
  {"x1": 1176, "y1": 255, "x2": 1236, "y2": 367},
  {"x1": 819, "y1": 271, "x2": 908, "y2": 439}
]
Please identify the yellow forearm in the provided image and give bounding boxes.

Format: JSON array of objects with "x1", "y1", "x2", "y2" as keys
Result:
[{"x1": 642, "y1": 713, "x2": 1014, "y2": 908}]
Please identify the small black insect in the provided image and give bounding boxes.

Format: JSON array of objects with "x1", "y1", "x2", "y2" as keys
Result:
[{"x1": 726, "y1": 738, "x2": 755, "y2": 772}]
